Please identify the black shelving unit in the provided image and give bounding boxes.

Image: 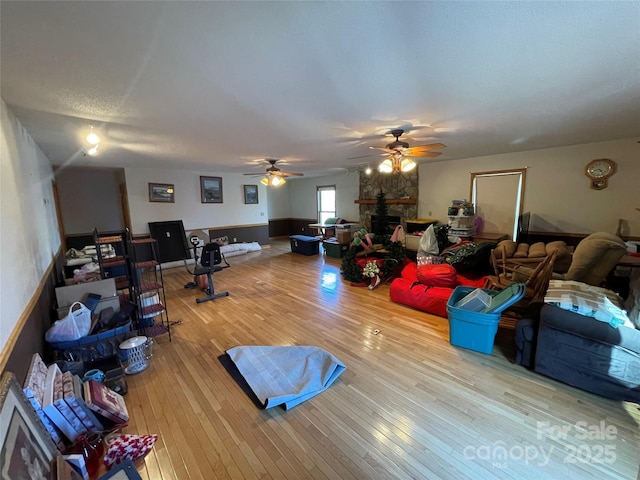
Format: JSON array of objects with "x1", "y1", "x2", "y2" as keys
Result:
[
  {"x1": 128, "y1": 237, "x2": 171, "y2": 340},
  {"x1": 92, "y1": 228, "x2": 131, "y2": 300}
]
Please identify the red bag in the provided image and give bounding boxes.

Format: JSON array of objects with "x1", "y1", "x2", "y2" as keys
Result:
[
  {"x1": 390, "y1": 278, "x2": 454, "y2": 318},
  {"x1": 416, "y1": 264, "x2": 458, "y2": 288},
  {"x1": 400, "y1": 262, "x2": 418, "y2": 281}
]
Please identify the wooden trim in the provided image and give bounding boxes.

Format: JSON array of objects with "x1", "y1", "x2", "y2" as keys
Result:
[
  {"x1": 0, "y1": 249, "x2": 60, "y2": 373},
  {"x1": 209, "y1": 223, "x2": 268, "y2": 231},
  {"x1": 354, "y1": 199, "x2": 416, "y2": 205}
]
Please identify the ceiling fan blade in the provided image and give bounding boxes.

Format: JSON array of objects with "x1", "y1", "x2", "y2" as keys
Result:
[
  {"x1": 410, "y1": 151, "x2": 443, "y2": 158},
  {"x1": 347, "y1": 153, "x2": 379, "y2": 160},
  {"x1": 280, "y1": 172, "x2": 304, "y2": 177},
  {"x1": 407, "y1": 143, "x2": 447, "y2": 152}
]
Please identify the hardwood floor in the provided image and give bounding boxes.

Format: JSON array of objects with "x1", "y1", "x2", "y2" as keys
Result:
[{"x1": 123, "y1": 238, "x2": 639, "y2": 480}]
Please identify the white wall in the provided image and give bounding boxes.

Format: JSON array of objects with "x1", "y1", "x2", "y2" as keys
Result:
[
  {"x1": 0, "y1": 101, "x2": 60, "y2": 354},
  {"x1": 124, "y1": 167, "x2": 269, "y2": 234},
  {"x1": 55, "y1": 167, "x2": 124, "y2": 234},
  {"x1": 265, "y1": 182, "x2": 291, "y2": 220},
  {"x1": 419, "y1": 138, "x2": 640, "y2": 236},
  {"x1": 288, "y1": 173, "x2": 360, "y2": 220}
]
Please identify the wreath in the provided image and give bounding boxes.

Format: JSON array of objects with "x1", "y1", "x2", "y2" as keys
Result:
[{"x1": 341, "y1": 239, "x2": 405, "y2": 283}]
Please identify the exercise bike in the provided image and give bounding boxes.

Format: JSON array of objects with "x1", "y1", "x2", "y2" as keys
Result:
[{"x1": 183, "y1": 235, "x2": 230, "y2": 302}]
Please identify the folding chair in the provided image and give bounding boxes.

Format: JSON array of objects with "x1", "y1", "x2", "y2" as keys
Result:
[{"x1": 193, "y1": 243, "x2": 229, "y2": 303}]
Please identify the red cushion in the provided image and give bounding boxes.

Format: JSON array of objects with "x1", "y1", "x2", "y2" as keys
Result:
[
  {"x1": 390, "y1": 278, "x2": 453, "y2": 318},
  {"x1": 416, "y1": 264, "x2": 458, "y2": 288}
]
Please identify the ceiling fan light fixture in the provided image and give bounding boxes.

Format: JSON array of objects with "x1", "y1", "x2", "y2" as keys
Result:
[
  {"x1": 364, "y1": 165, "x2": 372, "y2": 175},
  {"x1": 261, "y1": 175, "x2": 286, "y2": 187},
  {"x1": 86, "y1": 126, "x2": 100, "y2": 145},
  {"x1": 400, "y1": 158, "x2": 416, "y2": 172},
  {"x1": 378, "y1": 159, "x2": 393, "y2": 173}
]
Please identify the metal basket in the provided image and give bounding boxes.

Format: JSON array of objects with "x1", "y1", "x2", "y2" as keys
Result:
[{"x1": 119, "y1": 336, "x2": 153, "y2": 375}]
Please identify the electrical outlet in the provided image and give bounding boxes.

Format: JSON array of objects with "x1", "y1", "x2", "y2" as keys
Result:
[
  {"x1": 301, "y1": 227, "x2": 304, "y2": 231},
  {"x1": 428, "y1": 211, "x2": 432, "y2": 217},
  {"x1": 233, "y1": 237, "x2": 237, "y2": 242}
]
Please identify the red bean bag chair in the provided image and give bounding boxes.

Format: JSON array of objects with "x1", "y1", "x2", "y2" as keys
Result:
[{"x1": 390, "y1": 278, "x2": 453, "y2": 318}]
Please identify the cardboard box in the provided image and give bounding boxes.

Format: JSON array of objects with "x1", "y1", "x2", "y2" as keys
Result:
[
  {"x1": 56, "y1": 278, "x2": 116, "y2": 307},
  {"x1": 336, "y1": 230, "x2": 353, "y2": 244},
  {"x1": 405, "y1": 234, "x2": 421, "y2": 251}
]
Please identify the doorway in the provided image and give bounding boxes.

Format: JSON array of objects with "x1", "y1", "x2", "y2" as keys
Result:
[{"x1": 470, "y1": 168, "x2": 526, "y2": 241}]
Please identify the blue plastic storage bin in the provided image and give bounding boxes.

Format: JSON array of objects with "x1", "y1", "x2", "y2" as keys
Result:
[
  {"x1": 290, "y1": 235, "x2": 321, "y2": 256},
  {"x1": 446, "y1": 284, "x2": 525, "y2": 354}
]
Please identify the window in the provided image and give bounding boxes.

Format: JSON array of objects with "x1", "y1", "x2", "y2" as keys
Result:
[{"x1": 317, "y1": 185, "x2": 336, "y2": 224}]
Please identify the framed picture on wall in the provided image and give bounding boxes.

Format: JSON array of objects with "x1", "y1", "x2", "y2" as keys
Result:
[
  {"x1": 243, "y1": 185, "x2": 258, "y2": 204},
  {"x1": 200, "y1": 176, "x2": 223, "y2": 204},
  {"x1": 1, "y1": 372, "x2": 57, "y2": 480},
  {"x1": 148, "y1": 183, "x2": 175, "y2": 203}
]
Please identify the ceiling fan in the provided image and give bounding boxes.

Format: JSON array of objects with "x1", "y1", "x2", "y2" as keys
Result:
[
  {"x1": 348, "y1": 129, "x2": 447, "y2": 174},
  {"x1": 243, "y1": 159, "x2": 303, "y2": 187},
  {"x1": 350, "y1": 129, "x2": 446, "y2": 160}
]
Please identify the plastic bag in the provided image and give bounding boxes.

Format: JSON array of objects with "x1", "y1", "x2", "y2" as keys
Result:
[
  {"x1": 45, "y1": 302, "x2": 92, "y2": 343},
  {"x1": 418, "y1": 225, "x2": 439, "y2": 257}
]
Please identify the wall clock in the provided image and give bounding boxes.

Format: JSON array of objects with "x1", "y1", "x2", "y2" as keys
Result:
[{"x1": 585, "y1": 158, "x2": 616, "y2": 190}]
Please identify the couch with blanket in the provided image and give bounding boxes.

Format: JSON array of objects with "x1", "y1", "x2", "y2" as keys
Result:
[
  {"x1": 515, "y1": 280, "x2": 640, "y2": 402},
  {"x1": 390, "y1": 262, "x2": 486, "y2": 317}
]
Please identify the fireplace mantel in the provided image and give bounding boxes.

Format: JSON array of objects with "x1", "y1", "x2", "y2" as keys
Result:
[{"x1": 354, "y1": 198, "x2": 416, "y2": 205}]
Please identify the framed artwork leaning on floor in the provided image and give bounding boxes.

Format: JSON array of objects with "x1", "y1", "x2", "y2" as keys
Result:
[{"x1": 0, "y1": 371, "x2": 57, "y2": 480}]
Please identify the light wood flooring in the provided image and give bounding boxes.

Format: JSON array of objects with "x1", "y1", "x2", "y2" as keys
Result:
[{"x1": 123, "y1": 238, "x2": 640, "y2": 480}]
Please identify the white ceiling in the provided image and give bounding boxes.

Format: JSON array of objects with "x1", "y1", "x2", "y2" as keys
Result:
[{"x1": 2, "y1": 1, "x2": 639, "y2": 177}]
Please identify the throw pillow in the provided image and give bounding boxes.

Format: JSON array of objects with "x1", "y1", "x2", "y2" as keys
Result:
[
  {"x1": 545, "y1": 240, "x2": 569, "y2": 258},
  {"x1": 497, "y1": 240, "x2": 517, "y2": 258},
  {"x1": 513, "y1": 243, "x2": 529, "y2": 258},
  {"x1": 528, "y1": 242, "x2": 547, "y2": 258}
]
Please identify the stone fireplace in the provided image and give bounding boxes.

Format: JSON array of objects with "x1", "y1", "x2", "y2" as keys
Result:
[{"x1": 357, "y1": 169, "x2": 418, "y2": 231}]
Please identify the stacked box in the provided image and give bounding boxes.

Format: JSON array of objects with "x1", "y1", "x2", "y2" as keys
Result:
[{"x1": 336, "y1": 230, "x2": 354, "y2": 244}]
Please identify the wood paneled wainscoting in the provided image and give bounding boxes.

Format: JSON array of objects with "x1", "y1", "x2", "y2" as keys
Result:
[
  {"x1": 1, "y1": 249, "x2": 65, "y2": 382},
  {"x1": 122, "y1": 238, "x2": 639, "y2": 480}
]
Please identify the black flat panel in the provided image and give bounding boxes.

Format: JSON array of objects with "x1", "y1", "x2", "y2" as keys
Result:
[{"x1": 148, "y1": 220, "x2": 190, "y2": 263}]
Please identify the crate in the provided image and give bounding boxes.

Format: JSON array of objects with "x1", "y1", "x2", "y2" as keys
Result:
[
  {"x1": 446, "y1": 284, "x2": 525, "y2": 354},
  {"x1": 323, "y1": 240, "x2": 349, "y2": 258},
  {"x1": 289, "y1": 235, "x2": 321, "y2": 256}
]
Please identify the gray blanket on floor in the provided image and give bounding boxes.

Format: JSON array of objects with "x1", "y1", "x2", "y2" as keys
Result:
[{"x1": 226, "y1": 345, "x2": 346, "y2": 410}]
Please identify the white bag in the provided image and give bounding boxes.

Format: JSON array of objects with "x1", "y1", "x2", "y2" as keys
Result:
[
  {"x1": 417, "y1": 224, "x2": 439, "y2": 257},
  {"x1": 45, "y1": 302, "x2": 92, "y2": 343}
]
